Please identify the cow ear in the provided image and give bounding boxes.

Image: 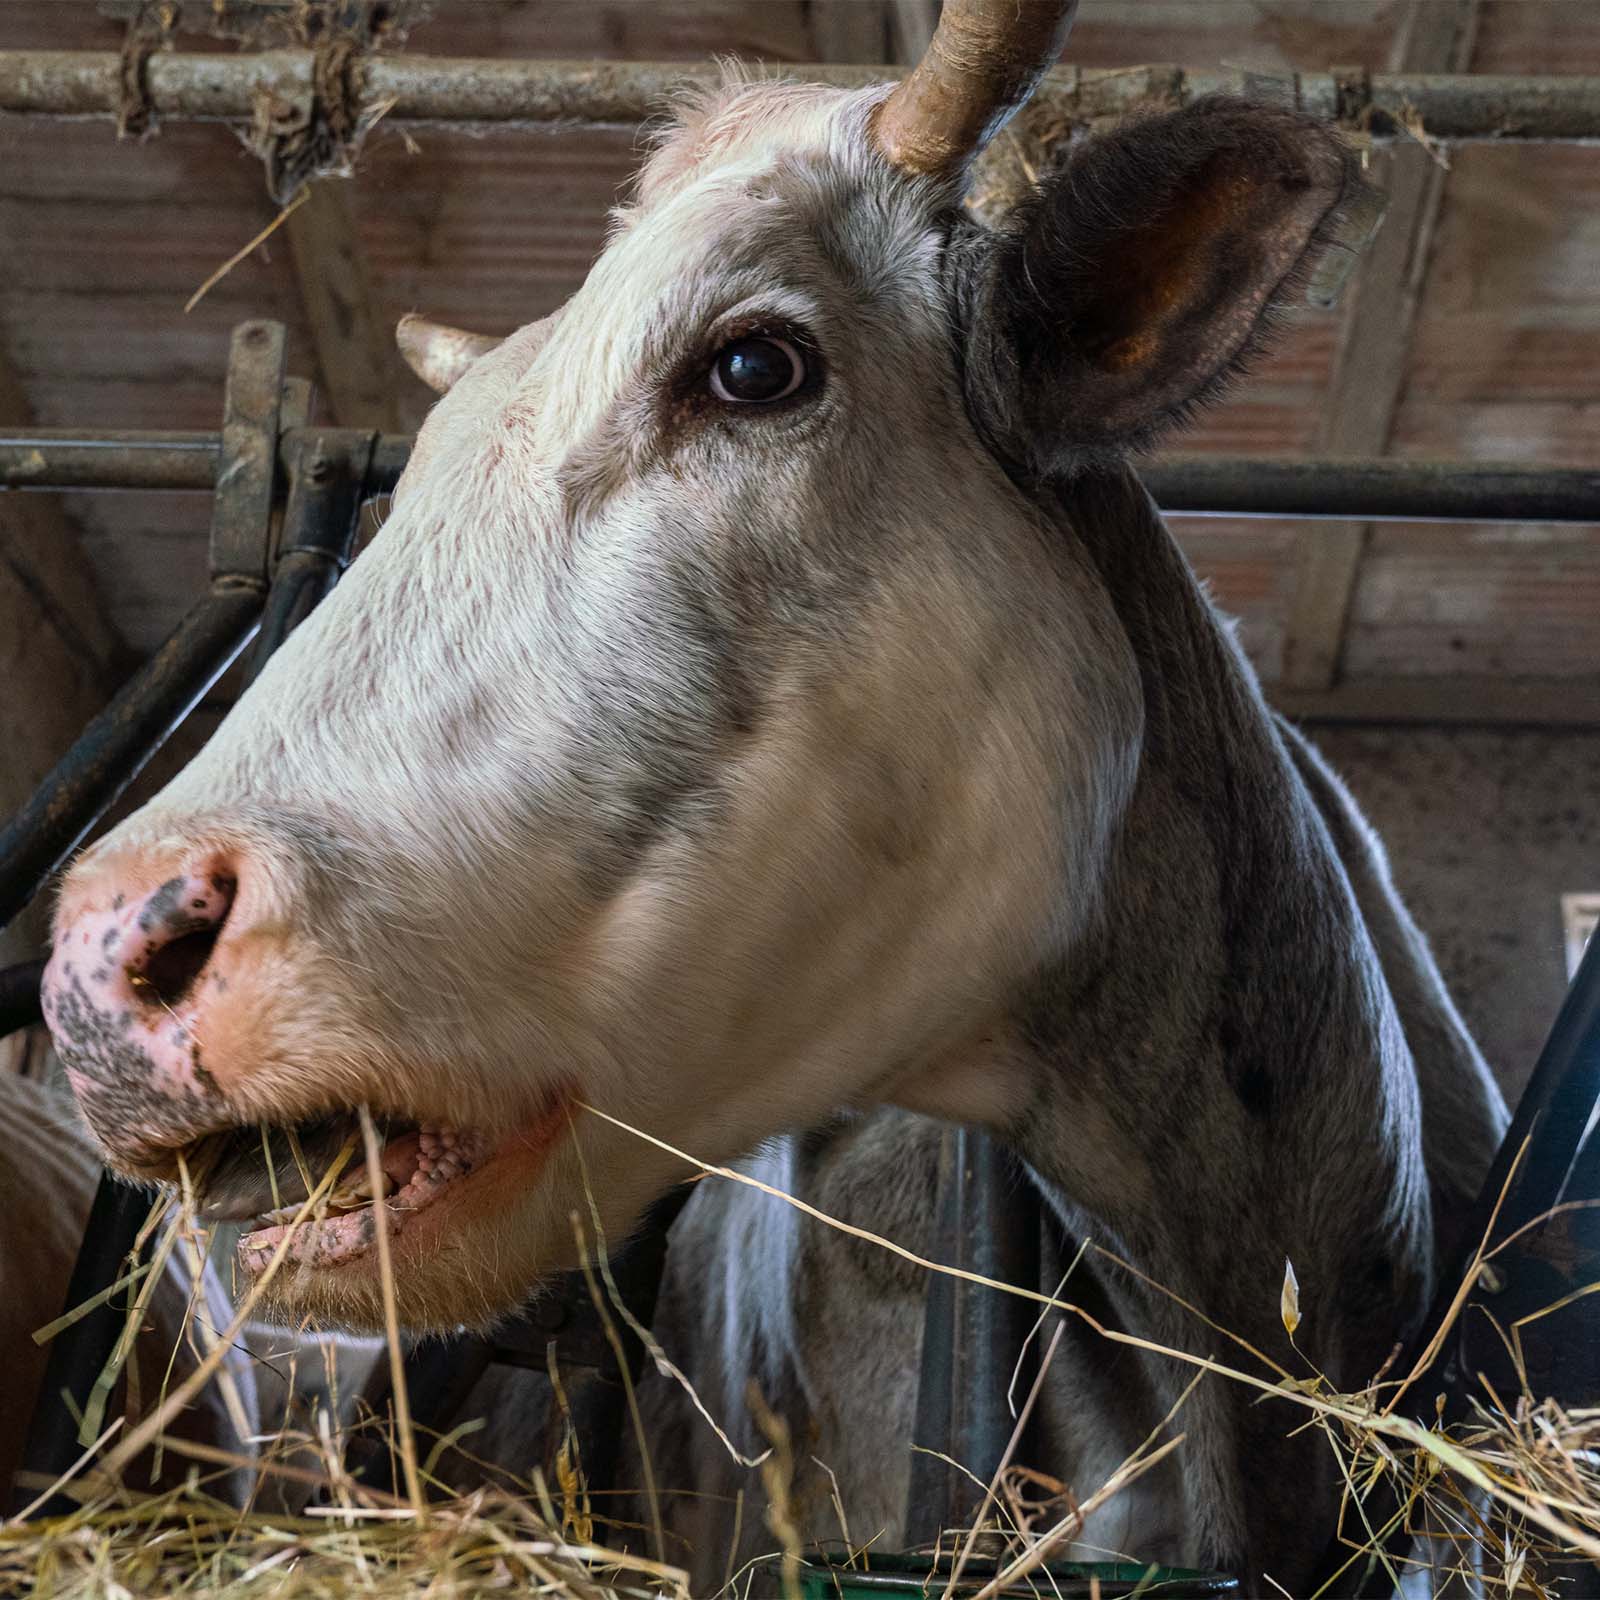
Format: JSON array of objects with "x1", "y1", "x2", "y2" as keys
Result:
[
  {"x1": 396, "y1": 315, "x2": 503, "y2": 394},
  {"x1": 962, "y1": 99, "x2": 1370, "y2": 473}
]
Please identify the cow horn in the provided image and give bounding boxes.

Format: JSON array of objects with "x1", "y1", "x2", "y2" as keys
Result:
[
  {"x1": 872, "y1": 0, "x2": 1079, "y2": 184},
  {"x1": 396, "y1": 315, "x2": 503, "y2": 394}
]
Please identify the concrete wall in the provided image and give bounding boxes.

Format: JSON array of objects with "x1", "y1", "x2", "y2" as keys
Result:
[{"x1": 1311, "y1": 726, "x2": 1600, "y2": 1106}]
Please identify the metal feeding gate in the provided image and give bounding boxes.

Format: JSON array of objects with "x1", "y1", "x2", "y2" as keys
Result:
[{"x1": 2, "y1": 316, "x2": 1600, "y2": 1596}]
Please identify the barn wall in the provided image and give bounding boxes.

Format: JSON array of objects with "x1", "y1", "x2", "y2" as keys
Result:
[{"x1": 1311, "y1": 725, "x2": 1600, "y2": 1105}]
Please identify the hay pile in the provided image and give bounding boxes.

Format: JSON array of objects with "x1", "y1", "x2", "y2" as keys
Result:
[{"x1": 5, "y1": 1113, "x2": 1599, "y2": 1598}]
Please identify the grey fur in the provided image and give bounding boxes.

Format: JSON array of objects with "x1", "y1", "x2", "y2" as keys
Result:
[{"x1": 632, "y1": 468, "x2": 1508, "y2": 1595}]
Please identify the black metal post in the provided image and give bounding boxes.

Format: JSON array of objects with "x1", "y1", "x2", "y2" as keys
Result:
[
  {"x1": 7, "y1": 1180, "x2": 156, "y2": 1518},
  {"x1": 1140, "y1": 457, "x2": 1600, "y2": 525},
  {"x1": 0, "y1": 583, "x2": 264, "y2": 931},
  {"x1": 0, "y1": 957, "x2": 46, "y2": 1036},
  {"x1": 1330, "y1": 927, "x2": 1600, "y2": 1596},
  {"x1": 244, "y1": 428, "x2": 376, "y2": 685},
  {"x1": 905, "y1": 1128, "x2": 1042, "y2": 1547},
  {"x1": 1425, "y1": 927, "x2": 1600, "y2": 1422}
]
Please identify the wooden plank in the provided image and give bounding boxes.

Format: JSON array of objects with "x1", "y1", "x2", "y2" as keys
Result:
[
  {"x1": 1281, "y1": 0, "x2": 1480, "y2": 692},
  {"x1": 1272, "y1": 675, "x2": 1600, "y2": 730},
  {"x1": 285, "y1": 178, "x2": 405, "y2": 430},
  {"x1": 805, "y1": 0, "x2": 889, "y2": 64},
  {"x1": 890, "y1": 0, "x2": 939, "y2": 62},
  {"x1": 0, "y1": 348, "x2": 121, "y2": 686}
]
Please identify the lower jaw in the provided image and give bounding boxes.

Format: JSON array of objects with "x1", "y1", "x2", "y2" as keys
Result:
[{"x1": 236, "y1": 1091, "x2": 576, "y2": 1279}]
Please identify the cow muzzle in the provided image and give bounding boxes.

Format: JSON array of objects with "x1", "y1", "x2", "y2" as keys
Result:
[
  {"x1": 43, "y1": 841, "x2": 582, "y2": 1299},
  {"x1": 43, "y1": 857, "x2": 242, "y2": 1168}
]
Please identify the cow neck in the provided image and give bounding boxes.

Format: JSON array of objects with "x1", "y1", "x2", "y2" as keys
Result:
[
  {"x1": 1018, "y1": 463, "x2": 1430, "y2": 1368},
  {"x1": 991, "y1": 466, "x2": 1435, "y2": 1586}
]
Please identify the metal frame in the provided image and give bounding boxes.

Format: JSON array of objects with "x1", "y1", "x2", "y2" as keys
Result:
[
  {"x1": 2, "y1": 325, "x2": 1599, "y2": 1592},
  {"x1": 3, "y1": 52, "x2": 1600, "y2": 144},
  {"x1": 6, "y1": 429, "x2": 1600, "y2": 525}
]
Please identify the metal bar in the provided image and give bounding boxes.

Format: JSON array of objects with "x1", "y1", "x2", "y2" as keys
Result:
[
  {"x1": 906, "y1": 1128, "x2": 1041, "y2": 1546},
  {"x1": 1337, "y1": 926, "x2": 1600, "y2": 1595},
  {"x1": 244, "y1": 429, "x2": 375, "y2": 684},
  {"x1": 3, "y1": 52, "x2": 1600, "y2": 142},
  {"x1": 5, "y1": 432, "x2": 1600, "y2": 527},
  {"x1": 211, "y1": 322, "x2": 287, "y2": 583},
  {"x1": 1446, "y1": 923, "x2": 1600, "y2": 1315},
  {"x1": 0, "y1": 956, "x2": 46, "y2": 1037},
  {"x1": 7, "y1": 1177, "x2": 155, "y2": 1519},
  {"x1": 0, "y1": 431, "x2": 219, "y2": 491},
  {"x1": 1142, "y1": 458, "x2": 1600, "y2": 525},
  {"x1": 0, "y1": 583, "x2": 262, "y2": 931}
]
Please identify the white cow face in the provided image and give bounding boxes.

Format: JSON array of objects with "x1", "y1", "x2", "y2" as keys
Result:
[{"x1": 44, "y1": 82, "x2": 1135, "y2": 1328}]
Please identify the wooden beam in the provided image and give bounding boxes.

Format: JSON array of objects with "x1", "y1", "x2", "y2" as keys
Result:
[
  {"x1": 1281, "y1": 0, "x2": 1480, "y2": 693},
  {"x1": 804, "y1": 0, "x2": 890, "y2": 65},
  {"x1": 889, "y1": 0, "x2": 939, "y2": 63},
  {"x1": 285, "y1": 178, "x2": 405, "y2": 431},
  {"x1": 1272, "y1": 675, "x2": 1600, "y2": 731}
]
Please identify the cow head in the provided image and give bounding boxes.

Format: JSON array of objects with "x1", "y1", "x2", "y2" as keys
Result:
[{"x1": 44, "y1": 1, "x2": 1360, "y2": 1330}]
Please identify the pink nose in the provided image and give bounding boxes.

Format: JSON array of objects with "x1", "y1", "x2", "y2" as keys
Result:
[{"x1": 42, "y1": 866, "x2": 238, "y2": 1158}]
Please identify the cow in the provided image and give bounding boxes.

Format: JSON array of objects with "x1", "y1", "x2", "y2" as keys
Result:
[
  {"x1": 0, "y1": 1068, "x2": 257, "y2": 1508},
  {"x1": 38, "y1": 0, "x2": 1508, "y2": 1588}
]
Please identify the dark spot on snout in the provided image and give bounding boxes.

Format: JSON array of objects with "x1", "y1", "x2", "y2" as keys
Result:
[
  {"x1": 138, "y1": 876, "x2": 193, "y2": 936},
  {"x1": 45, "y1": 966, "x2": 224, "y2": 1151},
  {"x1": 189, "y1": 1046, "x2": 218, "y2": 1092}
]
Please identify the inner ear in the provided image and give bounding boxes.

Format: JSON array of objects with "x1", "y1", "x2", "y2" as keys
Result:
[
  {"x1": 965, "y1": 99, "x2": 1366, "y2": 472},
  {"x1": 1069, "y1": 150, "x2": 1276, "y2": 381}
]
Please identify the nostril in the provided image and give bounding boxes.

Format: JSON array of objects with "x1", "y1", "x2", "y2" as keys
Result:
[
  {"x1": 136, "y1": 926, "x2": 222, "y2": 1009},
  {"x1": 124, "y1": 869, "x2": 237, "y2": 1011}
]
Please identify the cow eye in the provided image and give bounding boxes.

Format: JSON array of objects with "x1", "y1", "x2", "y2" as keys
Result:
[{"x1": 709, "y1": 336, "x2": 806, "y2": 404}]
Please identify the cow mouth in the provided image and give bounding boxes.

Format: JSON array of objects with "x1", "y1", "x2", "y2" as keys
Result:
[{"x1": 186, "y1": 1092, "x2": 574, "y2": 1275}]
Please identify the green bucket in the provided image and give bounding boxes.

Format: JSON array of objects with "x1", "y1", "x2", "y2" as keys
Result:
[{"x1": 761, "y1": 1550, "x2": 1238, "y2": 1598}]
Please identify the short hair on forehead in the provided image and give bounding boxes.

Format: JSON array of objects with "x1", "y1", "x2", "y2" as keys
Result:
[{"x1": 629, "y1": 72, "x2": 881, "y2": 213}]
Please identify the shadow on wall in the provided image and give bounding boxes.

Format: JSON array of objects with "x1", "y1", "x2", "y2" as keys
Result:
[{"x1": 1314, "y1": 725, "x2": 1600, "y2": 1106}]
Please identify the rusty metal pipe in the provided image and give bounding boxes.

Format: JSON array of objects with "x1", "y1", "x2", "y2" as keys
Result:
[
  {"x1": 0, "y1": 581, "x2": 262, "y2": 931},
  {"x1": 0, "y1": 431, "x2": 220, "y2": 491},
  {"x1": 2, "y1": 51, "x2": 1600, "y2": 143},
  {"x1": 5, "y1": 430, "x2": 1599, "y2": 527}
]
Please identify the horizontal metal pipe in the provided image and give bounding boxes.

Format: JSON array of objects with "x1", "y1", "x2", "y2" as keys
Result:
[
  {"x1": 4, "y1": 428, "x2": 1598, "y2": 526},
  {"x1": 1141, "y1": 457, "x2": 1600, "y2": 526},
  {"x1": 0, "y1": 430, "x2": 409, "y2": 495},
  {"x1": 0, "y1": 430, "x2": 220, "y2": 491},
  {"x1": 0, "y1": 582, "x2": 262, "y2": 930},
  {"x1": 1, "y1": 51, "x2": 1599, "y2": 142}
]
